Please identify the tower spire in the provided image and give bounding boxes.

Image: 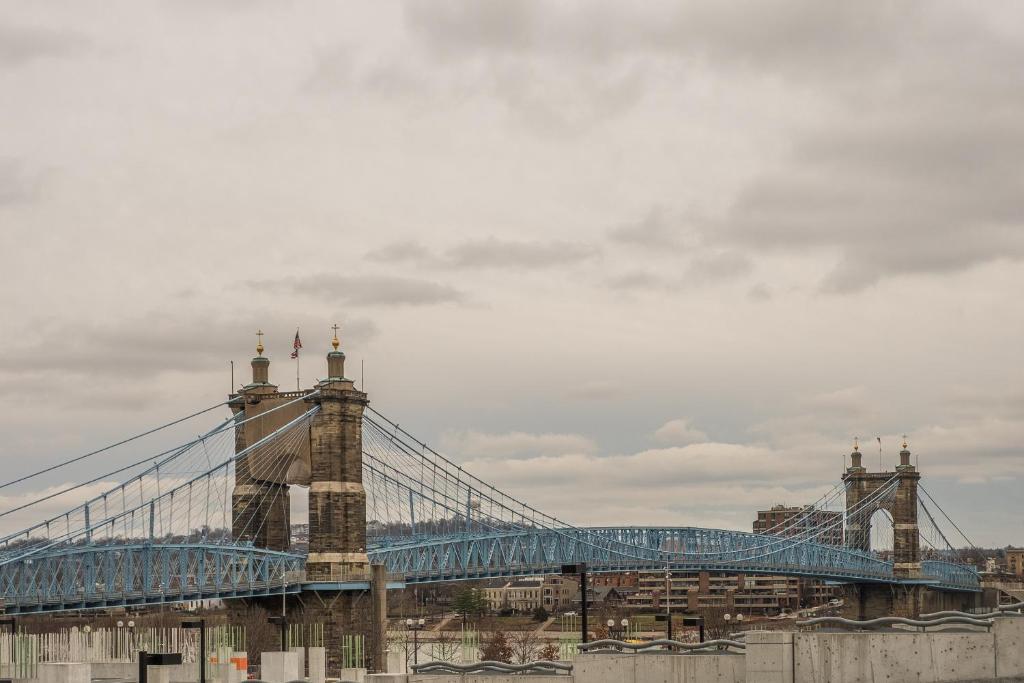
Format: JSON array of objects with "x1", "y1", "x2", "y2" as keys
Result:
[
  {"x1": 326, "y1": 323, "x2": 346, "y2": 381},
  {"x1": 849, "y1": 436, "x2": 863, "y2": 470},
  {"x1": 256, "y1": 329, "x2": 265, "y2": 357}
]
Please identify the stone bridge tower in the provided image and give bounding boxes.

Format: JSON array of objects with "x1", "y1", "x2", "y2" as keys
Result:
[
  {"x1": 305, "y1": 334, "x2": 369, "y2": 580},
  {"x1": 230, "y1": 330, "x2": 386, "y2": 675},
  {"x1": 841, "y1": 438, "x2": 922, "y2": 617}
]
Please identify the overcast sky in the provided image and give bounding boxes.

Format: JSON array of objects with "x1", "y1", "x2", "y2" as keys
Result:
[{"x1": 1, "y1": 1, "x2": 1023, "y2": 547}]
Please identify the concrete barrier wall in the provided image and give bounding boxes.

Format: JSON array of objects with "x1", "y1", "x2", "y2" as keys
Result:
[
  {"x1": 574, "y1": 652, "x2": 744, "y2": 683},
  {"x1": 994, "y1": 617, "x2": 1024, "y2": 679},
  {"x1": 792, "y1": 631, "x2": 994, "y2": 683}
]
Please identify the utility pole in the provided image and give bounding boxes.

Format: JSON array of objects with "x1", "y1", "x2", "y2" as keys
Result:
[{"x1": 665, "y1": 568, "x2": 673, "y2": 641}]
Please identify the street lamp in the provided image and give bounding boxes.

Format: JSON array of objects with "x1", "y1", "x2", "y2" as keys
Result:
[
  {"x1": 561, "y1": 564, "x2": 589, "y2": 644},
  {"x1": 182, "y1": 619, "x2": 206, "y2": 683},
  {"x1": 607, "y1": 618, "x2": 629, "y2": 641},
  {"x1": 664, "y1": 570, "x2": 673, "y2": 641},
  {"x1": 405, "y1": 618, "x2": 425, "y2": 668}
]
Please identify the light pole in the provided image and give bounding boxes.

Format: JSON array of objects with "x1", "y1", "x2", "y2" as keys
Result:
[
  {"x1": 182, "y1": 619, "x2": 206, "y2": 683},
  {"x1": 664, "y1": 569, "x2": 673, "y2": 641},
  {"x1": 561, "y1": 564, "x2": 589, "y2": 644},
  {"x1": 405, "y1": 618, "x2": 425, "y2": 668}
]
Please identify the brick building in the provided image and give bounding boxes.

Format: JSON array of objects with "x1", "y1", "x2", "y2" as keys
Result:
[
  {"x1": 617, "y1": 570, "x2": 837, "y2": 615},
  {"x1": 1007, "y1": 548, "x2": 1024, "y2": 577},
  {"x1": 753, "y1": 504, "x2": 844, "y2": 547},
  {"x1": 484, "y1": 575, "x2": 578, "y2": 613}
]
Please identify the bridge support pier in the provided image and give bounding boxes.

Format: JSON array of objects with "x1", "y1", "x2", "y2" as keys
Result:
[{"x1": 842, "y1": 583, "x2": 925, "y2": 619}]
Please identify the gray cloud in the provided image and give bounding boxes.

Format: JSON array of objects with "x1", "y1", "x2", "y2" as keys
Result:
[
  {"x1": 608, "y1": 208, "x2": 691, "y2": 250},
  {"x1": 253, "y1": 274, "x2": 466, "y2": 306},
  {"x1": 683, "y1": 251, "x2": 753, "y2": 285},
  {"x1": 0, "y1": 312, "x2": 378, "y2": 382},
  {"x1": 707, "y1": 12, "x2": 1024, "y2": 290},
  {"x1": 0, "y1": 159, "x2": 43, "y2": 205},
  {"x1": 445, "y1": 238, "x2": 599, "y2": 269},
  {"x1": 606, "y1": 271, "x2": 668, "y2": 292},
  {"x1": 366, "y1": 241, "x2": 430, "y2": 264},
  {"x1": 400, "y1": 1, "x2": 918, "y2": 78},
  {"x1": 366, "y1": 238, "x2": 600, "y2": 270},
  {"x1": 0, "y1": 24, "x2": 89, "y2": 67}
]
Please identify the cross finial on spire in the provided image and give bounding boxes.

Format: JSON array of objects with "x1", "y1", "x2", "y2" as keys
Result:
[
  {"x1": 853, "y1": 436, "x2": 859, "y2": 452},
  {"x1": 256, "y1": 329, "x2": 265, "y2": 357},
  {"x1": 902, "y1": 434, "x2": 908, "y2": 449},
  {"x1": 331, "y1": 323, "x2": 340, "y2": 351}
]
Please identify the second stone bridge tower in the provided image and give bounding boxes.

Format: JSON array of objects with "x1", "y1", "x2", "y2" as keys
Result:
[{"x1": 841, "y1": 439, "x2": 922, "y2": 617}]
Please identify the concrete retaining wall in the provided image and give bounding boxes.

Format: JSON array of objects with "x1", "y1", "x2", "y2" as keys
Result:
[
  {"x1": 792, "y1": 631, "x2": 994, "y2": 683},
  {"x1": 574, "y1": 652, "x2": 745, "y2": 683}
]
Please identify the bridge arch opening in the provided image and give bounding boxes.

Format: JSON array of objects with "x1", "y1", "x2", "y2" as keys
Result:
[{"x1": 869, "y1": 508, "x2": 894, "y2": 556}]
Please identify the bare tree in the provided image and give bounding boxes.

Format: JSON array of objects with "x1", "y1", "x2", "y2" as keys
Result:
[
  {"x1": 698, "y1": 606, "x2": 731, "y2": 641},
  {"x1": 506, "y1": 629, "x2": 541, "y2": 664},
  {"x1": 430, "y1": 630, "x2": 461, "y2": 663}
]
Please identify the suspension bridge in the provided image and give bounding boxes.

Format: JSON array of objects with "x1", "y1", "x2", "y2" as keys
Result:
[{"x1": 0, "y1": 336, "x2": 980, "y2": 625}]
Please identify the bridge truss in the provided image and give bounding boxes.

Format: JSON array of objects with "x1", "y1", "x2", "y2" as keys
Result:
[{"x1": 0, "y1": 400, "x2": 980, "y2": 613}]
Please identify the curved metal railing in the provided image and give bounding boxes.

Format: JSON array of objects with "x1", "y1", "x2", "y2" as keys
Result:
[
  {"x1": 578, "y1": 638, "x2": 746, "y2": 653},
  {"x1": 797, "y1": 615, "x2": 993, "y2": 630},
  {"x1": 411, "y1": 660, "x2": 573, "y2": 675}
]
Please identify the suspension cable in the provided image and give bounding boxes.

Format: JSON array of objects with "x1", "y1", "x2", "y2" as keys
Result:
[
  {"x1": 0, "y1": 400, "x2": 228, "y2": 491},
  {"x1": 918, "y1": 484, "x2": 976, "y2": 549}
]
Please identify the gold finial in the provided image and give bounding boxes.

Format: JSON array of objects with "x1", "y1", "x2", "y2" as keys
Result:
[
  {"x1": 256, "y1": 329, "x2": 265, "y2": 356},
  {"x1": 902, "y1": 434, "x2": 908, "y2": 449},
  {"x1": 853, "y1": 436, "x2": 859, "y2": 452},
  {"x1": 331, "y1": 323, "x2": 340, "y2": 351}
]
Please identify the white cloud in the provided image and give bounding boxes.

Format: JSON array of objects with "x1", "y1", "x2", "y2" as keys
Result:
[{"x1": 653, "y1": 418, "x2": 708, "y2": 446}]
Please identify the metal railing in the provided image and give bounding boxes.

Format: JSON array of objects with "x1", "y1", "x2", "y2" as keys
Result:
[
  {"x1": 412, "y1": 660, "x2": 573, "y2": 675},
  {"x1": 578, "y1": 638, "x2": 746, "y2": 653}
]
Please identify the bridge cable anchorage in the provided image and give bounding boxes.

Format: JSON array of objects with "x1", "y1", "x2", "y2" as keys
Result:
[
  {"x1": 0, "y1": 405, "x2": 319, "y2": 566},
  {"x1": 0, "y1": 400, "x2": 229, "y2": 492},
  {"x1": 0, "y1": 390, "x2": 319, "y2": 527}
]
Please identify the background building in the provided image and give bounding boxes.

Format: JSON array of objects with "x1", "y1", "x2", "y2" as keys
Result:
[
  {"x1": 753, "y1": 504, "x2": 844, "y2": 547},
  {"x1": 1007, "y1": 548, "x2": 1024, "y2": 577},
  {"x1": 618, "y1": 570, "x2": 838, "y2": 615},
  {"x1": 484, "y1": 575, "x2": 578, "y2": 613}
]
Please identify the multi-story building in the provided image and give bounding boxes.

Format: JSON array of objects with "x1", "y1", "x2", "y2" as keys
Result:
[
  {"x1": 484, "y1": 575, "x2": 578, "y2": 613},
  {"x1": 1007, "y1": 548, "x2": 1024, "y2": 577},
  {"x1": 753, "y1": 504, "x2": 844, "y2": 546},
  {"x1": 623, "y1": 570, "x2": 837, "y2": 615},
  {"x1": 592, "y1": 572, "x2": 639, "y2": 588}
]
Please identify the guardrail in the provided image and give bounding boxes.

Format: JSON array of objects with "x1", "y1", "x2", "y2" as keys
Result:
[
  {"x1": 578, "y1": 638, "x2": 746, "y2": 653},
  {"x1": 411, "y1": 660, "x2": 573, "y2": 675},
  {"x1": 797, "y1": 615, "x2": 994, "y2": 631},
  {"x1": 920, "y1": 600, "x2": 1024, "y2": 620}
]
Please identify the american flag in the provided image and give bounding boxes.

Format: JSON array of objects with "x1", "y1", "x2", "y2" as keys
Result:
[{"x1": 290, "y1": 329, "x2": 302, "y2": 358}]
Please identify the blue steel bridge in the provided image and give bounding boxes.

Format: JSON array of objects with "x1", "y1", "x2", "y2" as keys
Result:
[{"x1": 0, "y1": 365, "x2": 979, "y2": 614}]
